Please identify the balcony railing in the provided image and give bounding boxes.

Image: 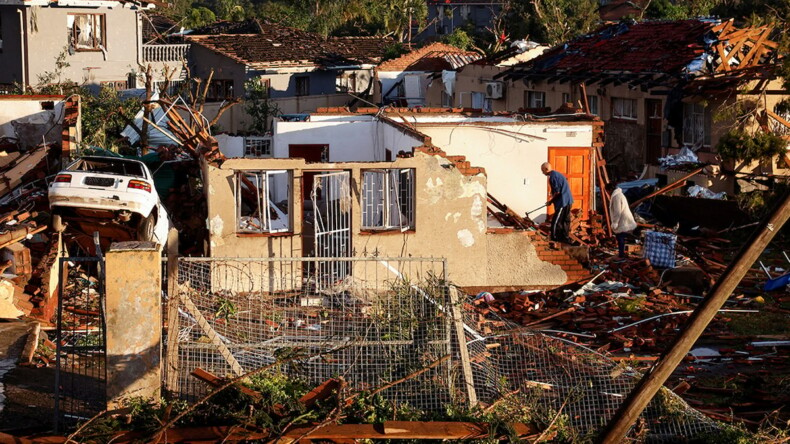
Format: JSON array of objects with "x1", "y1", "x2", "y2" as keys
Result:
[{"x1": 142, "y1": 44, "x2": 190, "y2": 63}]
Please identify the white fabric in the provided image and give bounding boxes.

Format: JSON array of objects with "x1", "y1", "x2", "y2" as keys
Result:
[{"x1": 609, "y1": 188, "x2": 637, "y2": 234}]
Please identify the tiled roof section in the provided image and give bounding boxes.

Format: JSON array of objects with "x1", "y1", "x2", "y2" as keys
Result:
[
  {"x1": 378, "y1": 42, "x2": 482, "y2": 72},
  {"x1": 514, "y1": 20, "x2": 716, "y2": 76},
  {"x1": 189, "y1": 19, "x2": 266, "y2": 35},
  {"x1": 187, "y1": 24, "x2": 392, "y2": 69},
  {"x1": 528, "y1": 20, "x2": 714, "y2": 74}
]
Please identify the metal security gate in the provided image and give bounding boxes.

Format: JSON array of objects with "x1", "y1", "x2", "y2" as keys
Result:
[
  {"x1": 311, "y1": 171, "x2": 351, "y2": 289},
  {"x1": 54, "y1": 256, "x2": 107, "y2": 431}
]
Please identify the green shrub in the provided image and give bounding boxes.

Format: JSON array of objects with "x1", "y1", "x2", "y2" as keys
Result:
[{"x1": 716, "y1": 129, "x2": 788, "y2": 162}]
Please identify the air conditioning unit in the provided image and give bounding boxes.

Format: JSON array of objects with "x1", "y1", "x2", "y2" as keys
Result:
[{"x1": 485, "y1": 81, "x2": 504, "y2": 99}]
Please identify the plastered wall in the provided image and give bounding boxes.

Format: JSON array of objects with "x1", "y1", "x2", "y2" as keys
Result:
[{"x1": 203, "y1": 151, "x2": 567, "y2": 288}]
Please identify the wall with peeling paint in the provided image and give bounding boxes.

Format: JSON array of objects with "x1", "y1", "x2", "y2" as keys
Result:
[
  {"x1": 413, "y1": 121, "x2": 595, "y2": 223},
  {"x1": 203, "y1": 149, "x2": 566, "y2": 287}
]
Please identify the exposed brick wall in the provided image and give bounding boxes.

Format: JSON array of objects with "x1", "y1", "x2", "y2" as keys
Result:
[{"x1": 526, "y1": 231, "x2": 589, "y2": 284}]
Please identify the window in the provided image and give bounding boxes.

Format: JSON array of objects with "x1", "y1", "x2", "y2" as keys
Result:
[
  {"x1": 68, "y1": 14, "x2": 106, "y2": 51},
  {"x1": 336, "y1": 72, "x2": 357, "y2": 93},
  {"x1": 236, "y1": 170, "x2": 291, "y2": 233},
  {"x1": 361, "y1": 169, "x2": 414, "y2": 231},
  {"x1": 244, "y1": 137, "x2": 272, "y2": 157},
  {"x1": 441, "y1": 90, "x2": 453, "y2": 107},
  {"x1": 206, "y1": 79, "x2": 234, "y2": 101},
  {"x1": 471, "y1": 92, "x2": 485, "y2": 109},
  {"x1": 682, "y1": 102, "x2": 711, "y2": 146},
  {"x1": 612, "y1": 97, "x2": 637, "y2": 120},
  {"x1": 587, "y1": 95, "x2": 599, "y2": 115},
  {"x1": 562, "y1": 93, "x2": 571, "y2": 105},
  {"x1": 525, "y1": 91, "x2": 545, "y2": 109},
  {"x1": 295, "y1": 76, "x2": 310, "y2": 96}
]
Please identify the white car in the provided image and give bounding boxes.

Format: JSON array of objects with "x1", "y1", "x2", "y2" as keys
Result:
[{"x1": 48, "y1": 156, "x2": 169, "y2": 244}]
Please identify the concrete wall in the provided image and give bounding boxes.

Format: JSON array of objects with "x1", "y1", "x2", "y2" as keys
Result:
[
  {"x1": 412, "y1": 120, "x2": 595, "y2": 222},
  {"x1": 0, "y1": 95, "x2": 66, "y2": 148},
  {"x1": 273, "y1": 116, "x2": 424, "y2": 161},
  {"x1": 189, "y1": 44, "x2": 246, "y2": 101},
  {"x1": 0, "y1": 7, "x2": 24, "y2": 84},
  {"x1": 0, "y1": 5, "x2": 144, "y2": 86},
  {"x1": 204, "y1": 151, "x2": 565, "y2": 287},
  {"x1": 105, "y1": 241, "x2": 161, "y2": 408}
]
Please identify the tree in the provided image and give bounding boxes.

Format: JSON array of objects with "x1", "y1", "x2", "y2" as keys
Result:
[
  {"x1": 527, "y1": 0, "x2": 598, "y2": 45},
  {"x1": 441, "y1": 28, "x2": 474, "y2": 51},
  {"x1": 244, "y1": 78, "x2": 280, "y2": 133},
  {"x1": 183, "y1": 7, "x2": 217, "y2": 29}
]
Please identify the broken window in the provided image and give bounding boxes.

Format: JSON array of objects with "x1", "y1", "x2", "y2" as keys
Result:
[
  {"x1": 296, "y1": 76, "x2": 310, "y2": 96},
  {"x1": 587, "y1": 95, "x2": 599, "y2": 115},
  {"x1": 244, "y1": 137, "x2": 272, "y2": 157},
  {"x1": 361, "y1": 169, "x2": 415, "y2": 231},
  {"x1": 612, "y1": 97, "x2": 637, "y2": 120},
  {"x1": 68, "y1": 14, "x2": 106, "y2": 51},
  {"x1": 236, "y1": 170, "x2": 291, "y2": 233},
  {"x1": 682, "y1": 102, "x2": 711, "y2": 146},
  {"x1": 525, "y1": 91, "x2": 545, "y2": 109}
]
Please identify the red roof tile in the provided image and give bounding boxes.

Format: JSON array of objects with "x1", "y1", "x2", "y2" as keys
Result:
[
  {"x1": 187, "y1": 21, "x2": 393, "y2": 69},
  {"x1": 377, "y1": 42, "x2": 482, "y2": 72}
]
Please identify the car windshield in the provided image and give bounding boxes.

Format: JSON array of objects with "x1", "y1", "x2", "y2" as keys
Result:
[{"x1": 68, "y1": 158, "x2": 147, "y2": 178}]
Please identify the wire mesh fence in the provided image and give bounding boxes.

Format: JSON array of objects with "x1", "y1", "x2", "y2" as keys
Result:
[
  {"x1": 163, "y1": 256, "x2": 718, "y2": 441},
  {"x1": 165, "y1": 257, "x2": 459, "y2": 411},
  {"x1": 54, "y1": 257, "x2": 107, "y2": 432}
]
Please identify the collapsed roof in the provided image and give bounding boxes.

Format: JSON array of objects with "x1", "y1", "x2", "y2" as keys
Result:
[
  {"x1": 377, "y1": 42, "x2": 483, "y2": 72},
  {"x1": 500, "y1": 19, "x2": 781, "y2": 93}
]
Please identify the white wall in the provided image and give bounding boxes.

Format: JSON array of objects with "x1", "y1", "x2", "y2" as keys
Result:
[
  {"x1": 215, "y1": 134, "x2": 245, "y2": 158},
  {"x1": 414, "y1": 122, "x2": 594, "y2": 222},
  {"x1": 0, "y1": 97, "x2": 65, "y2": 148},
  {"x1": 272, "y1": 117, "x2": 424, "y2": 162},
  {"x1": 379, "y1": 71, "x2": 430, "y2": 106}
]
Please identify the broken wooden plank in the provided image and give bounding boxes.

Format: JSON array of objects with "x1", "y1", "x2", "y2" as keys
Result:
[
  {"x1": 0, "y1": 146, "x2": 48, "y2": 198},
  {"x1": 629, "y1": 166, "x2": 705, "y2": 209},
  {"x1": 179, "y1": 286, "x2": 245, "y2": 377},
  {"x1": 190, "y1": 368, "x2": 262, "y2": 401}
]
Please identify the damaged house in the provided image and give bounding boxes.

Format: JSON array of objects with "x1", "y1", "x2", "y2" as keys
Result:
[
  {"x1": 0, "y1": 0, "x2": 159, "y2": 90},
  {"x1": 480, "y1": 19, "x2": 789, "y2": 192},
  {"x1": 205, "y1": 108, "x2": 599, "y2": 289},
  {"x1": 184, "y1": 20, "x2": 392, "y2": 132},
  {"x1": 377, "y1": 42, "x2": 482, "y2": 108}
]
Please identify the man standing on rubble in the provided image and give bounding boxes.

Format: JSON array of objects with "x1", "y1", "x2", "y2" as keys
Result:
[
  {"x1": 541, "y1": 162, "x2": 573, "y2": 243},
  {"x1": 607, "y1": 182, "x2": 637, "y2": 258}
]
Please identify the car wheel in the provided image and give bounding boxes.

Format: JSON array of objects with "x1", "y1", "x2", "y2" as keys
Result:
[
  {"x1": 137, "y1": 214, "x2": 156, "y2": 242},
  {"x1": 52, "y1": 213, "x2": 65, "y2": 232}
]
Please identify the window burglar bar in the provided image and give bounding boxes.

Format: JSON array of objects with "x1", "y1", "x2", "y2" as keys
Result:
[
  {"x1": 244, "y1": 137, "x2": 272, "y2": 158},
  {"x1": 236, "y1": 170, "x2": 291, "y2": 233},
  {"x1": 362, "y1": 169, "x2": 414, "y2": 231}
]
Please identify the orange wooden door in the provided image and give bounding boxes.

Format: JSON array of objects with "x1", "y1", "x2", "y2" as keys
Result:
[{"x1": 548, "y1": 147, "x2": 592, "y2": 220}]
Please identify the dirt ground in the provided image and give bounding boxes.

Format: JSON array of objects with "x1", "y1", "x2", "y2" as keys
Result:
[{"x1": 0, "y1": 320, "x2": 55, "y2": 434}]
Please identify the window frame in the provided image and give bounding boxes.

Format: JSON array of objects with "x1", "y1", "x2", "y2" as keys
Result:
[
  {"x1": 361, "y1": 168, "x2": 415, "y2": 232},
  {"x1": 295, "y1": 76, "x2": 310, "y2": 96},
  {"x1": 587, "y1": 95, "x2": 599, "y2": 115},
  {"x1": 682, "y1": 102, "x2": 712, "y2": 147},
  {"x1": 612, "y1": 97, "x2": 638, "y2": 120},
  {"x1": 68, "y1": 13, "x2": 107, "y2": 52},
  {"x1": 525, "y1": 91, "x2": 545, "y2": 109},
  {"x1": 206, "y1": 79, "x2": 234, "y2": 102},
  {"x1": 236, "y1": 170, "x2": 292, "y2": 234},
  {"x1": 244, "y1": 137, "x2": 272, "y2": 158}
]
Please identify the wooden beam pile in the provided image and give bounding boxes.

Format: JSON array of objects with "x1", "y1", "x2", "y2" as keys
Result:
[
  {"x1": 711, "y1": 21, "x2": 778, "y2": 74},
  {"x1": 161, "y1": 101, "x2": 226, "y2": 165},
  {"x1": 487, "y1": 193, "x2": 534, "y2": 229}
]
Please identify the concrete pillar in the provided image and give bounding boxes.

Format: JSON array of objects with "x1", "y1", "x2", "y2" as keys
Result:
[{"x1": 104, "y1": 241, "x2": 162, "y2": 408}]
